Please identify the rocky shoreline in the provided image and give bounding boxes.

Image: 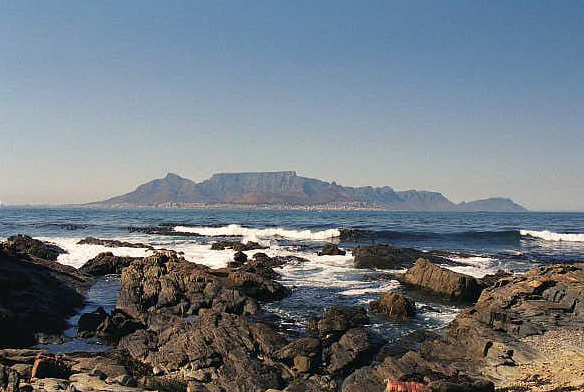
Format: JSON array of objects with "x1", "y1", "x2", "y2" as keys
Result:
[{"x1": 1, "y1": 234, "x2": 583, "y2": 392}]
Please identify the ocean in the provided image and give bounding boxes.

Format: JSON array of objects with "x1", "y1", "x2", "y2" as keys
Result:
[{"x1": 2, "y1": 206, "x2": 584, "y2": 349}]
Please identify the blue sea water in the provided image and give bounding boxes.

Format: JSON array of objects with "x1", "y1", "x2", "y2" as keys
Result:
[{"x1": 2, "y1": 206, "x2": 584, "y2": 349}]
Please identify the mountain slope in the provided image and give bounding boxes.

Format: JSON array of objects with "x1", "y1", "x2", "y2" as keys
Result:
[
  {"x1": 456, "y1": 197, "x2": 527, "y2": 212},
  {"x1": 92, "y1": 171, "x2": 528, "y2": 211}
]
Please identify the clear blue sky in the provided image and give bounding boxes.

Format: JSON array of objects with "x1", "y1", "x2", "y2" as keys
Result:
[{"x1": 1, "y1": 1, "x2": 583, "y2": 210}]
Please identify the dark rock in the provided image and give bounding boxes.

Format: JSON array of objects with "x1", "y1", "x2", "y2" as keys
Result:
[
  {"x1": 353, "y1": 244, "x2": 446, "y2": 269},
  {"x1": 478, "y1": 269, "x2": 512, "y2": 289},
  {"x1": 374, "y1": 330, "x2": 440, "y2": 361},
  {"x1": 326, "y1": 328, "x2": 385, "y2": 376},
  {"x1": 339, "y1": 229, "x2": 375, "y2": 242},
  {"x1": 233, "y1": 251, "x2": 248, "y2": 263},
  {"x1": 77, "y1": 237, "x2": 154, "y2": 249},
  {"x1": 370, "y1": 292, "x2": 416, "y2": 319},
  {"x1": 227, "y1": 271, "x2": 290, "y2": 301},
  {"x1": 227, "y1": 261, "x2": 243, "y2": 269},
  {"x1": 398, "y1": 258, "x2": 483, "y2": 303},
  {"x1": 318, "y1": 243, "x2": 346, "y2": 256},
  {"x1": 116, "y1": 253, "x2": 279, "y2": 323},
  {"x1": 79, "y1": 252, "x2": 141, "y2": 276},
  {"x1": 0, "y1": 239, "x2": 92, "y2": 348},
  {"x1": 3, "y1": 234, "x2": 66, "y2": 261},
  {"x1": 248, "y1": 254, "x2": 309, "y2": 269},
  {"x1": 363, "y1": 272, "x2": 396, "y2": 282},
  {"x1": 210, "y1": 241, "x2": 267, "y2": 252},
  {"x1": 307, "y1": 306, "x2": 369, "y2": 340},
  {"x1": 31, "y1": 354, "x2": 70, "y2": 379},
  {"x1": 0, "y1": 364, "x2": 19, "y2": 392},
  {"x1": 275, "y1": 337, "x2": 322, "y2": 365},
  {"x1": 96, "y1": 309, "x2": 145, "y2": 344},
  {"x1": 119, "y1": 311, "x2": 288, "y2": 392},
  {"x1": 77, "y1": 308, "x2": 144, "y2": 344},
  {"x1": 77, "y1": 307, "x2": 108, "y2": 334}
]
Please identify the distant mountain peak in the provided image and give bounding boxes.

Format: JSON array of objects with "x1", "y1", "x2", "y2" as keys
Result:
[{"x1": 90, "y1": 171, "x2": 528, "y2": 212}]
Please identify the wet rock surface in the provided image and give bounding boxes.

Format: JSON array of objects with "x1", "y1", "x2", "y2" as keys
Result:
[
  {"x1": 210, "y1": 240, "x2": 267, "y2": 251},
  {"x1": 352, "y1": 243, "x2": 450, "y2": 269},
  {"x1": 77, "y1": 237, "x2": 154, "y2": 250},
  {"x1": 3, "y1": 235, "x2": 67, "y2": 261},
  {"x1": 0, "y1": 238, "x2": 93, "y2": 348},
  {"x1": 318, "y1": 243, "x2": 346, "y2": 256},
  {"x1": 307, "y1": 306, "x2": 369, "y2": 342},
  {"x1": 79, "y1": 252, "x2": 142, "y2": 276}
]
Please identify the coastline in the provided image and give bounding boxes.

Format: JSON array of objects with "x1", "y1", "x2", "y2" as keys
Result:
[{"x1": 1, "y1": 228, "x2": 583, "y2": 392}]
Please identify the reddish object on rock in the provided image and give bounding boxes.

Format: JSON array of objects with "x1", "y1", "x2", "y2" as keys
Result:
[
  {"x1": 31, "y1": 354, "x2": 70, "y2": 379},
  {"x1": 385, "y1": 379, "x2": 431, "y2": 392}
]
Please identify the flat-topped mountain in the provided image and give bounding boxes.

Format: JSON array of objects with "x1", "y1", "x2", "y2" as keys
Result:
[{"x1": 91, "y1": 171, "x2": 527, "y2": 211}]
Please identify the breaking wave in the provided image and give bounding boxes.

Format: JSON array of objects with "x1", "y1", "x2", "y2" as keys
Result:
[
  {"x1": 520, "y1": 229, "x2": 584, "y2": 243},
  {"x1": 173, "y1": 224, "x2": 341, "y2": 241}
]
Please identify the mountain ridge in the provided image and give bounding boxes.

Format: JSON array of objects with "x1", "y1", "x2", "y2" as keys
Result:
[{"x1": 90, "y1": 171, "x2": 528, "y2": 212}]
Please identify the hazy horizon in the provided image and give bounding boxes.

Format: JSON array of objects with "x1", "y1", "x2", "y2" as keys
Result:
[{"x1": 1, "y1": 1, "x2": 583, "y2": 210}]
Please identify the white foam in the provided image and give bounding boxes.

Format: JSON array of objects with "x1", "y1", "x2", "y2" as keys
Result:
[
  {"x1": 520, "y1": 229, "x2": 584, "y2": 243},
  {"x1": 173, "y1": 224, "x2": 340, "y2": 241},
  {"x1": 338, "y1": 280, "x2": 400, "y2": 296},
  {"x1": 442, "y1": 256, "x2": 500, "y2": 278},
  {"x1": 38, "y1": 237, "x2": 153, "y2": 269}
]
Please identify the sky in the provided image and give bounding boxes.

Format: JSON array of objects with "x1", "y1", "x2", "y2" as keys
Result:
[{"x1": 0, "y1": 1, "x2": 583, "y2": 210}]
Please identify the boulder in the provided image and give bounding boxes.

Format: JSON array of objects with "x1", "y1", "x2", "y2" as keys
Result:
[
  {"x1": 0, "y1": 238, "x2": 92, "y2": 348},
  {"x1": 78, "y1": 307, "x2": 109, "y2": 333},
  {"x1": 233, "y1": 251, "x2": 248, "y2": 263},
  {"x1": 79, "y1": 253, "x2": 141, "y2": 276},
  {"x1": 2, "y1": 234, "x2": 66, "y2": 261},
  {"x1": 353, "y1": 244, "x2": 441, "y2": 269},
  {"x1": 77, "y1": 308, "x2": 144, "y2": 344},
  {"x1": 370, "y1": 292, "x2": 416, "y2": 319},
  {"x1": 325, "y1": 328, "x2": 385, "y2": 376},
  {"x1": 77, "y1": 237, "x2": 153, "y2": 249},
  {"x1": 318, "y1": 244, "x2": 346, "y2": 256},
  {"x1": 307, "y1": 306, "x2": 369, "y2": 340},
  {"x1": 398, "y1": 258, "x2": 483, "y2": 303},
  {"x1": 248, "y1": 254, "x2": 309, "y2": 269}
]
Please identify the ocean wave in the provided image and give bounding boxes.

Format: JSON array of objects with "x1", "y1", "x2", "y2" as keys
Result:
[
  {"x1": 38, "y1": 237, "x2": 153, "y2": 269},
  {"x1": 520, "y1": 229, "x2": 584, "y2": 242},
  {"x1": 173, "y1": 224, "x2": 341, "y2": 241}
]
